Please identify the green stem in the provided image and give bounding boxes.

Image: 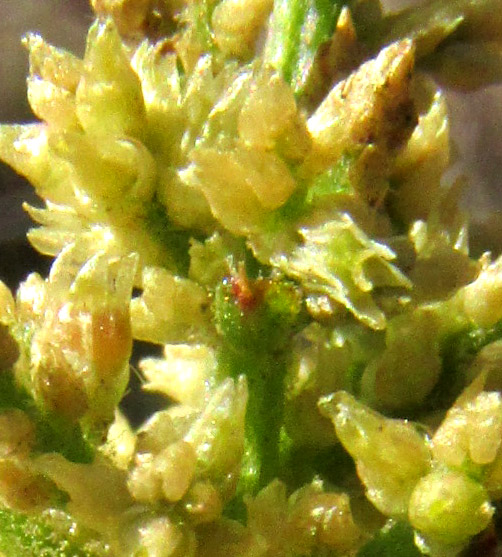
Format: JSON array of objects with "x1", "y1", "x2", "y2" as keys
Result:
[
  {"x1": 214, "y1": 277, "x2": 302, "y2": 501},
  {"x1": 219, "y1": 347, "x2": 288, "y2": 493},
  {"x1": 264, "y1": 0, "x2": 342, "y2": 97}
]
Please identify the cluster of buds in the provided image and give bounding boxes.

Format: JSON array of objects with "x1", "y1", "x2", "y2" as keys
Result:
[
  {"x1": 320, "y1": 385, "x2": 500, "y2": 552},
  {"x1": 1, "y1": 246, "x2": 136, "y2": 428},
  {"x1": 1, "y1": 0, "x2": 502, "y2": 553},
  {"x1": 244, "y1": 478, "x2": 363, "y2": 556},
  {"x1": 128, "y1": 362, "x2": 248, "y2": 524}
]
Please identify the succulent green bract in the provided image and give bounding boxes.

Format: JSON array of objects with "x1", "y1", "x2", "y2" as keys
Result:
[{"x1": 1, "y1": 0, "x2": 502, "y2": 554}]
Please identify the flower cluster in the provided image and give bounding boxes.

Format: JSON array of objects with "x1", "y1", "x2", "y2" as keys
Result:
[{"x1": 1, "y1": 0, "x2": 502, "y2": 555}]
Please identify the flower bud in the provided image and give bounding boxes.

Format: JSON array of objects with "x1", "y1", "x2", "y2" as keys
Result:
[
  {"x1": 155, "y1": 441, "x2": 197, "y2": 502},
  {"x1": 91, "y1": 307, "x2": 132, "y2": 382},
  {"x1": 462, "y1": 258, "x2": 502, "y2": 328},
  {"x1": 131, "y1": 266, "x2": 211, "y2": 345},
  {"x1": 212, "y1": 0, "x2": 273, "y2": 58},
  {"x1": 319, "y1": 391, "x2": 431, "y2": 516},
  {"x1": 23, "y1": 33, "x2": 83, "y2": 93},
  {"x1": 184, "y1": 377, "x2": 248, "y2": 498},
  {"x1": 432, "y1": 390, "x2": 502, "y2": 469},
  {"x1": 100, "y1": 410, "x2": 136, "y2": 469},
  {"x1": 183, "y1": 481, "x2": 223, "y2": 524},
  {"x1": 409, "y1": 470, "x2": 493, "y2": 545},
  {"x1": 140, "y1": 344, "x2": 216, "y2": 409},
  {"x1": 31, "y1": 339, "x2": 89, "y2": 421},
  {"x1": 76, "y1": 19, "x2": 146, "y2": 138},
  {"x1": 47, "y1": 250, "x2": 136, "y2": 424},
  {"x1": 127, "y1": 454, "x2": 162, "y2": 503},
  {"x1": 289, "y1": 491, "x2": 362, "y2": 554},
  {"x1": 238, "y1": 71, "x2": 301, "y2": 152}
]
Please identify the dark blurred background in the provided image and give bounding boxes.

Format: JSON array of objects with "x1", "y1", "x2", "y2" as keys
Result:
[{"x1": 1, "y1": 0, "x2": 502, "y2": 291}]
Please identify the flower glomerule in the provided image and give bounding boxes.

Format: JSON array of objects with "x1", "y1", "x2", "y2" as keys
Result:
[{"x1": 1, "y1": 0, "x2": 502, "y2": 554}]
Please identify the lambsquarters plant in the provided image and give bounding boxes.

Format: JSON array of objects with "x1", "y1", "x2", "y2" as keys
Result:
[{"x1": 1, "y1": 0, "x2": 502, "y2": 554}]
